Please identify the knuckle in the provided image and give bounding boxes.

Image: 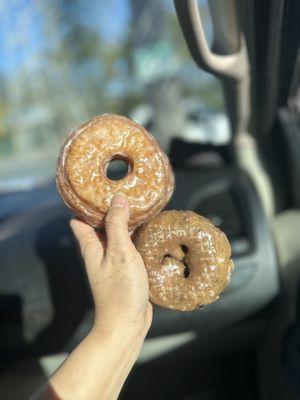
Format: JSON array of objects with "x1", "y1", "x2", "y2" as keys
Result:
[
  {"x1": 107, "y1": 246, "x2": 126, "y2": 261},
  {"x1": 106, "y1": 247, "x2": 135, "y2": 265},
  {"x1": 105, "y1": 212, "x2": 124, "y2": 229}
]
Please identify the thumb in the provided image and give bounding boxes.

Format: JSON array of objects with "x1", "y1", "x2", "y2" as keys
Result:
[{"x1": 105, "y1": 193, "x2": 134, "y2": 257}]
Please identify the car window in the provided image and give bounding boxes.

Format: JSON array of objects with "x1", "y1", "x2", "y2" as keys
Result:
[{"x1": 0, "y1": 0, "x2": 229, "y2": 192}]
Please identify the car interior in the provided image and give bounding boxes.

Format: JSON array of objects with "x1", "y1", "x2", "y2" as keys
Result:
[{"x1": 0, "y1": 0, "x2": 300, "y2": 399}]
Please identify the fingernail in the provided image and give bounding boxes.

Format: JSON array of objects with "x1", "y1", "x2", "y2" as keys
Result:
[{"x1": 110, "y1": 193, "x2": 126, "y2": 208}]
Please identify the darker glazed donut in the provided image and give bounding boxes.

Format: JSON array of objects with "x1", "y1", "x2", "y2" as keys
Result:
[
  {"x1": 135, "y1": 210, "x2": 233, "y2": 311},
  {"x1": 56, "y1": 114, "x2": 174, "y2": 228}
]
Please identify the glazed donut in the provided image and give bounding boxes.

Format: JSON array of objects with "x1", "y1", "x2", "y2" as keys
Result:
[
  {"x1": 56, "y1": 114, "x2": 174, "y2": 228},
  {"x1": 135, "y1": 210, "x2": 233, "y2": 311}
]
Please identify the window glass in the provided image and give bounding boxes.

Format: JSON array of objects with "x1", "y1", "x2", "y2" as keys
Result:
[{"x1": 0, "y1": 0, "x2": 229, "y2": 192}]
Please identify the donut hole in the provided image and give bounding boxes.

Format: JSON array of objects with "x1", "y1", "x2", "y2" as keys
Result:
[
  {"x1": 181, "y1": 245, "x2": 189, "y2": 255},
  {"x1": 106, "y1": 157, "x2": 130, "y2": 181},
  {"x1": 181, "y1": 245, "x2": 190, "y2": 278},
  {"x1": 183, "y1": 265, "x2": 190, "y2": 278}
]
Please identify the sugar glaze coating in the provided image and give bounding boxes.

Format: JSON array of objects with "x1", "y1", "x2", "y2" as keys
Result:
[
  {"x1": 135, "y1": 210, "x2": 233, "y2": 311},
  {"x1": 56, "y1": 114, "x2": 174, "y2": 228}
]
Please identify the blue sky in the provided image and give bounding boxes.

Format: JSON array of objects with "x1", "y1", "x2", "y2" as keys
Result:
[
  {"x1": 0, "y1": 0, "x2": 210, "y2": 75},
  {"x1": 0, "y1": 0, "x2": 131, "y2": 74},
  {"x1": 0, "y1": 0, "x2": 43, "y2": 73}
]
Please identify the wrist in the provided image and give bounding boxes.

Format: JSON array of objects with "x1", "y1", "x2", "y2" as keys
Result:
[
  {"x1": 48, "y1": 322, "x2": 145, "y2": 400},
  {"x1": 83, "y1": 325, "x2": 144, "y2": 377},
  {"x1": 92, "y1": 321, "x2": 147, "y2": 344},
  {"x1": 92, "y1": 307, "x2": 152, "y2": 343}
]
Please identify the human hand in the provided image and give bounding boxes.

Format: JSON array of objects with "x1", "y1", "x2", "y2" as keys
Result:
[
  {"x1": 31, "y1": 194, "x2": 152, "y2": 400},
  {"x1": 70, "y1": 193, "x2": 153, "y2": 339}
]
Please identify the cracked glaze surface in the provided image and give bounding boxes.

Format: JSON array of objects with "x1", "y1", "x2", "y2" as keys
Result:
[
  {"x1": 135, "y1": 210, "x2": 234, "y2": 311},
  {"x1": 56, "y1": 114, "x2": 174, "y2": 228}
]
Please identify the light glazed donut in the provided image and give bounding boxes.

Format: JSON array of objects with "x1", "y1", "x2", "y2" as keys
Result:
[
  {"x1": 135, "y1": 210, "x2": 233, "y2": 311},
  {"x1": 56, "y1": 114, "x2": 174, "y2": 228}
]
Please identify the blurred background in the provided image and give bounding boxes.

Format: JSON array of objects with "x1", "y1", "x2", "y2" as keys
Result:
[{"x1": 0, "y1": 0, "x2": 228, "y2": 193}]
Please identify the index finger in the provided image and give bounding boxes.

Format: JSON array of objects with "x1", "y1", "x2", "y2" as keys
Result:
[{"x1": 70, "y1": 219, "x2": 105, "y2": 272}]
